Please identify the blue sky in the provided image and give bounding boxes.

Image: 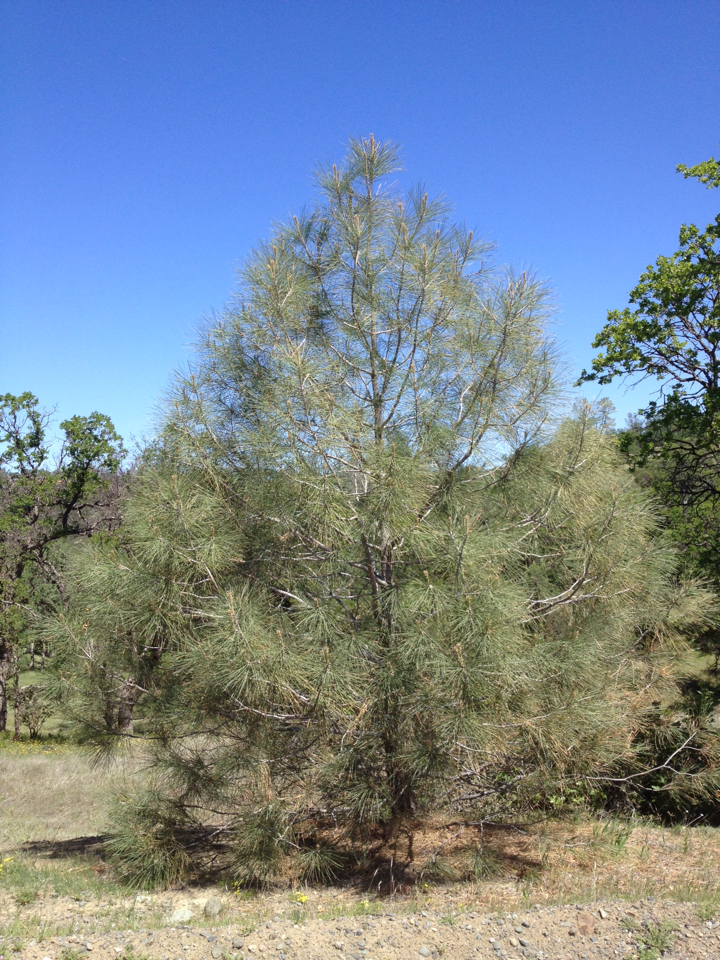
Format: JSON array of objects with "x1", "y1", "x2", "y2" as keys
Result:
[{"x1": 1, "y1": 0, "x2": 719, "y2": 448}]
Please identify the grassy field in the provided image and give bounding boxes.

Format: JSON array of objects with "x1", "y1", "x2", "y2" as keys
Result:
[
  {"x1": 1, "y1": 737, "x2": 720, "y2": 908},
  {"x1": 0, "y1": 740, "x2": 140, "y2": 849},
  {"x1": 0, "y1": 737, "x2": 719, "y2": 960}
]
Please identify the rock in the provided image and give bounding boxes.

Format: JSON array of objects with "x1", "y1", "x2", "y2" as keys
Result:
[
  {"x1": 211, "y1": 948, "x2": 223, "y2": 959},
  {"x1": 419, "y1": 948, "x2": 432, "y2": 958},
  {"x1": 577, "y1": 911, "x2": 596, "y2": 936},
  {"x1": 232, "y1": 938, "x2": 245, "y2": 950},
  {"x1": 204, "y1": 896, "x2": 223, "y2": 918},
  {"x1": 168, "y1": 908, "x2": 194, "y2": 924},
  {"x1": 598, "y1": 907, "x2": 609, "y2": 920},
  {"x1": 508, "y1": 937, "x2": 519, "y2": 947}
]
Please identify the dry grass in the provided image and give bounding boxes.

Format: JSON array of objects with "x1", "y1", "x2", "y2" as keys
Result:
[
  {"x1": 485, "y1": 819, "x2": 720, "y2": 910},
  {"x1": 318, "y1": 816, "x2": 720, "y2": 911},
  {"x1": 0, "y1": 811, "x2": 719, "y2": 945},
  {"x1": 0, "y1": 740, "x2": 719, "y2": 926},
  {"x1": 0, "y1": 740, "x2": 143, "y2": 850}
]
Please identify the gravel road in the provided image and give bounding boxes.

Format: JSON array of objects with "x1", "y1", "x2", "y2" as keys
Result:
[{"x1": 7, "y1": 899, "x2": 719, "y2": 960}]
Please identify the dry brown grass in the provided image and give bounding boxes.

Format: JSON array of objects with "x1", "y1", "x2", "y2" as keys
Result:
[
  {"x1": 475, "y1": 819, "x2": 720, "y2": 910},
  {"x1": 0, "y1": 741, "x2": 143, "y2": 851},
  {"x1": 310, "y1": 816, "x2": 720, "y2": 909},
  {"x1": 1, "y1": 740, "x2": 719, "y2": 921}
]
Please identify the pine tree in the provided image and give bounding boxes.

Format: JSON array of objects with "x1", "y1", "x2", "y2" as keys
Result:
[{"x1": 45, "y1": 138, "x2": 716, "y2": 887}]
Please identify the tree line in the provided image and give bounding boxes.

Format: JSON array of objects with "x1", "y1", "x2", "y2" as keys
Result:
[
  {"x1": 0, "y1": 393, "x2": 124, "y2": 734},
  {"x1": 2, "y1": 137, "x2": 719, "y2": 887}
]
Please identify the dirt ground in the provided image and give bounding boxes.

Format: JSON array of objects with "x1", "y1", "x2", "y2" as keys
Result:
[
  {"x1": 2, "y1": 891, "x2": 719, "y2": 960},
  {"x1": 3, "y1": 743, "x2": 720, "y2": 959},
  {"x1": 3, "y1": 824, "x2": 720, "y2": 960}
]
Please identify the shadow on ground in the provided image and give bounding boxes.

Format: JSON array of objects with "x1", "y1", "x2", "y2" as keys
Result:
[{"x1": 19, "y1": 835, "x2": 110, "y2": 860}]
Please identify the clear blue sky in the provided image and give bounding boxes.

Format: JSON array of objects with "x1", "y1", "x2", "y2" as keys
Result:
[{"x1": 2, "y1": 0, "x2": 719, "y2": 447}]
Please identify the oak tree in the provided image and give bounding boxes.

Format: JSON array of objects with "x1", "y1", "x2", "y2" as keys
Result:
[{"x1": 0, "y1": 392, "x2": 124, "y2": 732}]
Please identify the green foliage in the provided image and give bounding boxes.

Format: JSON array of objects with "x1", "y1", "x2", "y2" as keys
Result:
[
  {"x1": 295, "y1": 844, "x2": 344, "y2": 884},
  {"x1": 230, "y1": 803, "x2": 288, "y2": 886},
  {"x1": 419, "y1": 856, "x2": 461, "y2": 883},
  {"x1": 470, "y1": 847, "x2": 502, "y2": 880},
  {"x1": 0, "y1": 392, "x2": 49, "y2": 472},
  {"x1": 580, "y1": 146, "x2": 720, "y2": 675},
  {"x1": 677, "y1": 147, "x2": 720, "y2": 189},
  {"x1": 579, "y1": 145, "x2": 719, "y2": 407},
  {"x1": 15, "y1": 684, "x2": 52, "y2": 738},
  {"x1": 580, "y1": 213, "x2": 720, "y2": 398},
  {"x1": 14, "y1": 885, "x2": 39, "y2": 906},
  {"x1": 590, "y1": 820, "x2": 633, "y2": 855},
  {"x1": 0, "y1": 392, "x2": 125, "y2": 732},
  {"x1": 632, "y1": 920, "x2": 676, "y2": 959},
  {"x1": 105, "y1": 792, "x2": 191, "y2": 889},
  {"x1": 47, "y1": 138, "x2": 716, "y2": 886},
  {"x1": 0, "y1": 393, "x2": 124, "y2": 526},
  {"x1": 697, "y1": 899, "x2": 718, "y2": 921},
  {"x1": 601, "y1": 670, "x2": 720, "y2": 824},
  {"x1": 438, "y1": 910, "x2": 459, "y2": 924},
  {"x1": 60, "y1": 412, "x2": 125, "y2": 499},
  {"x1": 578, "y1": 147, "x2": 719, "y2": 500}
]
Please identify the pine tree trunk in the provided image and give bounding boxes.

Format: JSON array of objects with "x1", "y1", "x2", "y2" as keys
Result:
[
  {"x1": 117, "y1": 680, "x2": 138, "y2": 735},
  {"x1": 384, "y1": 730, "x2": 416, "y2": 818},
  {"x1": 104, "y1": 695, "x2": 117, "y2": 731}
]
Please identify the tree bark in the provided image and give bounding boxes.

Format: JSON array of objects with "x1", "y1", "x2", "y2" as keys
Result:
[
  {"x1": 0, "y1": 638, "x2": 11, "y2": 732},
  {"x1": 104, "y1": 695, "x2": 117, "y2": 732},
  {"x1": 117, "y1": 679, "x2": 139, "y2": 735},
  {"x1": 13, "y1": 653, "x2": 21, "y2": 740},
  {"x1": 385, "y1": 735, "x2": 417, "y2": 818}
]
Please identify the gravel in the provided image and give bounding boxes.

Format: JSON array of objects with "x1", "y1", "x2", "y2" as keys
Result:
[{"x1": 7, "y1": 899, "x2": 720, "y2": 959}]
